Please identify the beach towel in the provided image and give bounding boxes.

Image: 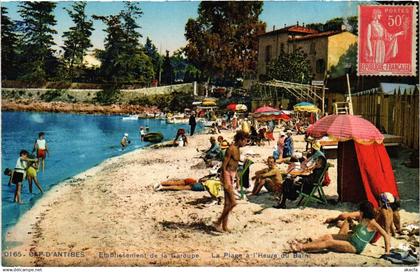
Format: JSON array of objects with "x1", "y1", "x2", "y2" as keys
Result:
[
  {"x1": 381, "y1": 249, "x2": 418, "y2": 265},
  {"x1": 203, "y1": 179, "x2": 222, "y2": 198}
]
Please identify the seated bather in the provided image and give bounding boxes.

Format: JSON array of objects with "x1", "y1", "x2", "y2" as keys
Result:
[
  {"x1": 289, "y1": 201, "x2": 391, "y2": 255},
  {"x1": 251, "y1": 156, "x2": 283, "y2": 197}
]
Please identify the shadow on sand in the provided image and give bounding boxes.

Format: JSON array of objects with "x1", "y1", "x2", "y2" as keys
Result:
[{"x1": 159, "y1": 220, "x2": 221, "y2": 236}]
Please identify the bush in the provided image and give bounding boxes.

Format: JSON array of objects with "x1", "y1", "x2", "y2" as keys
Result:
[
  {"x1": 40, "y1": 89, "x2": 63, "y2": 102},
  {"x1": 94, "y1": 85, "x2": 121, "y2": 105}
]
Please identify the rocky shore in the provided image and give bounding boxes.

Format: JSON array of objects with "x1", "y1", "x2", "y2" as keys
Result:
[{"x1": 1, "y1": 99, "x2": 160, "y2": 115}]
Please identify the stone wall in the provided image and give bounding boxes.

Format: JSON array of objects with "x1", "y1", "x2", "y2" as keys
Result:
[{"x1": 1, "y1": 83, "x2": 193, "y2": 103}]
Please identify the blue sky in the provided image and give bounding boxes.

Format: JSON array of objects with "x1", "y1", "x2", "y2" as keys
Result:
[{"x1": 2, "y1": 1, "x2": 360, "y2": 54}]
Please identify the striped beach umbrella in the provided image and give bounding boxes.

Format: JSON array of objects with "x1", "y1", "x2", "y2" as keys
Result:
[{"x1": 307, "y1": 114, "x2": 384, "y2": 144}]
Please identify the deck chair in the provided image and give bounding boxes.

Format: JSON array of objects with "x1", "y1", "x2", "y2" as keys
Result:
[
  {"x1": 296, "y1": 165, "x2": 329, "y2": 208},
  {"x1": 238, "y1": 159, "x2": 254, "y2": 199}
]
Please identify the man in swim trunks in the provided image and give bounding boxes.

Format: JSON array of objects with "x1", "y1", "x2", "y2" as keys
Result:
[
  {"x1": 251, "y1": 156, "x2": 283, "y2": 196},
  {"x1": 214, "y1": 131, "x2": 249, "y2": 232},
  {"x1": 33, "y1": 132, "x2": 49, "y2": 172}
]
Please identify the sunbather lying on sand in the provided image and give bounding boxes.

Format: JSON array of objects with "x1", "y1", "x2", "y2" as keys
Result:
[
  {"x1": 289, "y1": 201, "x2": 391, "y2": 255},
  {"x1": 154, "y1": 176, "x2": 223, "y2": 204},
  {"x1": 325, "y1": 192, "x2": 401, "y2": 238}
]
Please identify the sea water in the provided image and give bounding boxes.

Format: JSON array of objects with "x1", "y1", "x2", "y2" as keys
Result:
[{"x1": 1, "y1": 111, "x2": 201, "y2": 247}]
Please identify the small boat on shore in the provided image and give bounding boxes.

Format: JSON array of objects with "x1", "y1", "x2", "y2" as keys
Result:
[{"x1": 144, "y1": 132, "x2": 164, "y2": 143}]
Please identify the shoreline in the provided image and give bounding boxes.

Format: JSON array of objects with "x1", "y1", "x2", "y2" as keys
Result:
[{"x1": 2, "y1": 131, "x2": 419, "y2": 266}]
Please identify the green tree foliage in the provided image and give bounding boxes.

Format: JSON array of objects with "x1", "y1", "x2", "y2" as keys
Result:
[
  {"x1": 18, "y1": 1, "x2": 58, "y2": 81},
  {"x1": 143, "y1": 37, "x2": 162, "y2": 80},
  {"x1": 161, "y1": 50, "x2": 174, "y2": 85},
  {"x1": 265, "y1": 49, "x2": 312, "y2": 84},
  {"x1": 329, "y1": 43, "x2": 357, "y2": 78},
  {"x1": 62, "y1": 2, "x2": 94, "y2": 80},
  {"x1": 185, "y1": 2, "x2": 265, "y2": 81},
  {"x1": 93, "y1": 2, "x2": 154, "y2": 85},
  {"x1": 306, "y1": 16, "x2": 358, "y2": 35},
  {"x1": 1, "y1": 7, "x2": 19, "y2": 80}
]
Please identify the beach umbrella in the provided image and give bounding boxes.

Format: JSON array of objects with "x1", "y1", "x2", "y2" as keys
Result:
[
  {"x1": 307, "y1": 114, "x2": 384, "y2": 144},
  {"x1": 226, "y1": 103, "x2": 237, "y2": 111},
  {"x1": 236, "y1": 104, "x2": 248, "y2": 112},
  {"x1": 253, "y1": 106, "x2": 290, "y2": 121},
  {"x1": 294, "y1": 102, "x2": 319, "y2": 113},
  {"x1": 253, "y1": 106, "x2": 280, "y2": 114}
]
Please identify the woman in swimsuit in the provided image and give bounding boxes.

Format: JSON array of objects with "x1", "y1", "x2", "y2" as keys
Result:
[
  {"x1": 213, "y1": 131, "x2": 248, "y2": 232},
  {"x1": 290, "y1": 201, "x2": 390, "y2": 255}
]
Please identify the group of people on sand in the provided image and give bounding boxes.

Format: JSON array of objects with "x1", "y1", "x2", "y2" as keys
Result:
[
  {"x1": 4, "y1": 132, "x2": 48, "y2": 204},
  {"x1": 151, "y1": 109, "x2": 406, "y2": 258}
]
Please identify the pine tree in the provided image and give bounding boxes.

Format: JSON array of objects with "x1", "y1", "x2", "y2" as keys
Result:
[
  {"x1": 1, "y1": 7, "x2": 19, "y2": 80},
  {"x1": 18, "y1": 1, "x2": 58, "y2": 81},
  {"x1": 161, "y1": 50, "x2": 174, "y2": 85},
  {"x1": 144, "y1": 37, "x2": 162, "y2": 80},
  {"x1": 62, "y1": 2, "x2": 94, "y2": 80},
  {"x1": 93, "y1": 2, "x2": 153, "y2": 85}
]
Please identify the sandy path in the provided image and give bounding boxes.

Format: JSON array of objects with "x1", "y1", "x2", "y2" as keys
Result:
[{"x1": 3, "y1": 132, "x2": 419, "y2": 266}]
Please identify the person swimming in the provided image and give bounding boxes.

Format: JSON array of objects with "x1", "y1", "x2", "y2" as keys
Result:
[{"x1": 121, "y1": 133, "x2": 131, "y2": 150}]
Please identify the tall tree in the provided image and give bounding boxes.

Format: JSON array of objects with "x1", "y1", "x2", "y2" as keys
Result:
[
  {"x1": 62, "y1": 2, "x2": 94, "y2": 79},
  {"x1": 185, "y1": 2, "x2": 265, "y2": 82},
  {"x1": 265, "y1": 49, "x2": 312, "y2": 84},
  {"x1": 93, "y1": 2, "x2": 153, "y2": 84},
  {"x1": 18, "y1": 1, "x2": 58, "y2": 81},
  {"x1": 1, "y1": 7, "x2": 19, "y2": 80},
  {"x1": 144, "y1": 37, "x2": 162, "y2": 80},
  {"x1": 161, "y1": 50, "x2": 174, "y2": 85}
]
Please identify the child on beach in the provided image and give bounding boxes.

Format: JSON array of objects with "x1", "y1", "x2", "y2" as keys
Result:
[
  {"x1": 139, "y1": 127, "x2": 146, "y2": 141},
  {"x1": 26, "y1": 155, "x2": 43, "y2": 194},
  {"x1": 32, "y1": 132, "x2": 49, "y2": 172},
  {"x1": 10, "y1": 150, "x2": 38, "y2": 203}
]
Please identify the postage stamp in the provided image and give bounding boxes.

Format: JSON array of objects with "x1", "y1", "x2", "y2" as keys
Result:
[{"x1": 358, "y1": 5, "x2": 417, "y2": 76}]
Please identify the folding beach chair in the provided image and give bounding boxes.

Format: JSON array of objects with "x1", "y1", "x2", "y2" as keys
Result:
[
  {"x1": 296, "y1": 165, "x2": 329, "y2": 208},
  {"x1": 238, "y1": 159, "x2": 254, "y2": 199}
]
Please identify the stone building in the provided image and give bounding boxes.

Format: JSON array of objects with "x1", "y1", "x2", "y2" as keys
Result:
[{"x1": 257, "y1": 24, "x2": 357, "y2": 80}]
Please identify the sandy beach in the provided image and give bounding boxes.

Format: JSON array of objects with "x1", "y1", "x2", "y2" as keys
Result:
[{"x1": 3, "y1": 131, "x2": 419, "y2": 267}]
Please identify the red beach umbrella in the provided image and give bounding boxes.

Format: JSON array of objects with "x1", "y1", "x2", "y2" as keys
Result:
[
  {"x1": 307, "y1": 114, "x2": 384, "y2": 144},
  {"x1": 226, "y1": 103, "x2": 237, "y2": 111},
  {"x1": 253, "y1": 106, "x2": 280, "y2": 114}
]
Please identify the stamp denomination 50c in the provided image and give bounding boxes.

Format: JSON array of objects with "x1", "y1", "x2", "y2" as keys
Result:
[{"x1": 358, "y1": 5, "x2": 417, "y2": 76}]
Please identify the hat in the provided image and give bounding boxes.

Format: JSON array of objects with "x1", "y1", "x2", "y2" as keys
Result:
[
  {"x1": 312, "y1": 141, "x2": 321, "y2": 151},
  {"x1": 286, "y1": 130, "x2": 292, "y2": 134},
  {"x1": 220, "y1": 141, "x2": 229, "y2": 149},
  {"x1": 124, "y1": 133, "x2": 128, "y2": 137},
  {"x1": 381, "y1": 192, "x2": 395, "y2": 203}
]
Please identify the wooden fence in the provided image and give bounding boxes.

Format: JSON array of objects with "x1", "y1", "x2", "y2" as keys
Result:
[{"x1": 352, "y1": 88, "x2": 419, "y2": 149}]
